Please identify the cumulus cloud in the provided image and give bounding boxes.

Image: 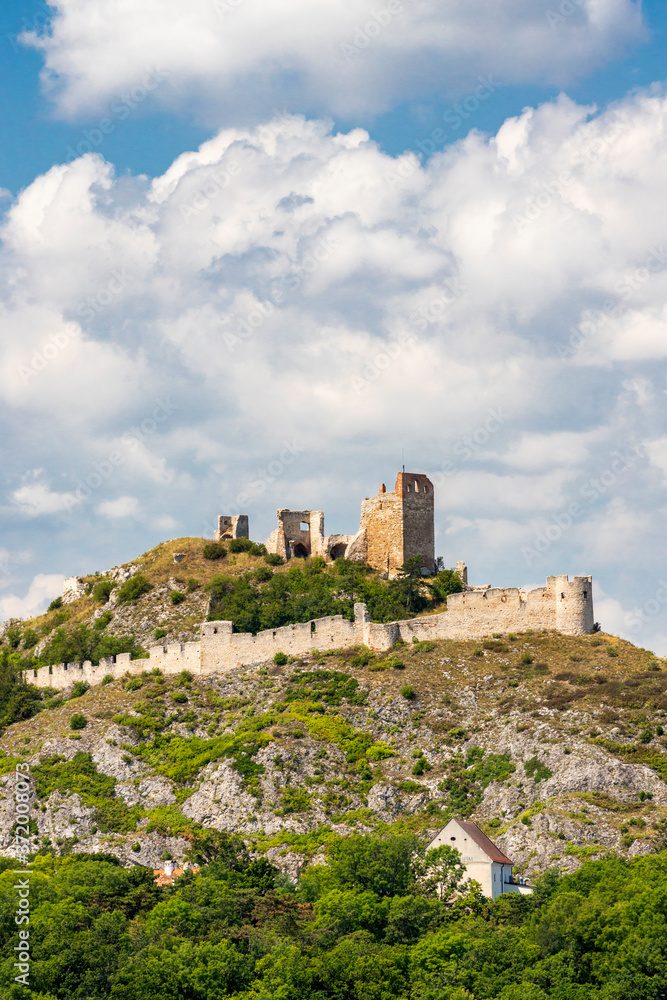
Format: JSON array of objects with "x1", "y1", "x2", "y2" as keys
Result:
[
  {"x1": 22, "y1": 0, "x2": 645, "y2": 121},
  {"x1": 0, "y1": 574, "x2": 65, "y2": 621},
  {"x1": 2, "y1": 91, "x2": 667, "y2": 648},
  {"x1": 96, "y1": 496, "x2": 140, "y2": 519},
  {"x1": 11, "y1": 475, "x2": 79, "y2": 517}
]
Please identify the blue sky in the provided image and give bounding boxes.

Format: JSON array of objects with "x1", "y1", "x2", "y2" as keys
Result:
[
  {"x1": 2, "y1": 0, "x2": 666, "y2": 194},
  {"x1": 2, "y1": 0, "x2": 667, "y2": 654}
]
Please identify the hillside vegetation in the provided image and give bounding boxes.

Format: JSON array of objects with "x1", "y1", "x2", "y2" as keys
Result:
[
  {"x1": 1, "y1": 839, "x2": 666, "y2": 999},
  {"x1": 2, "y1": 543, "x2": 667, "y2": 997}
]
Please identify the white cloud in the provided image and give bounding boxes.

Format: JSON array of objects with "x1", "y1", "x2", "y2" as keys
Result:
[
  {"x1": 96, "y1": 496, "x2": 140, "y2": 519},
  {"x1": 22, "y1": 0, "x2": 644, "y2": 120},
  {"x1": 2, "y1": 91, "x2": 667, "y2": 647},
  {"x1": 0, "y1": 574, "x2": 64, "y2": 621},
  {"x1": 11, "y1": 476, "x2": 79, "y2": 516},
  {"x1": 646, "y1": 436, "x2": 667, "y2": 485}
]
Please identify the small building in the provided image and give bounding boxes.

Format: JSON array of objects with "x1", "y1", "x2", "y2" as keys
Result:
[
  {"x1": 428, "y1": 818, "x2": 532, "y2": 899},
  {"x1": 153, "y1": 860, "x2": 199, "y2": 887}
]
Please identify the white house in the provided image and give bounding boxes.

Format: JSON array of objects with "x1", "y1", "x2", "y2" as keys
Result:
[{"x1": 428, "y1": 818, "x2": 533, "y2": 899}]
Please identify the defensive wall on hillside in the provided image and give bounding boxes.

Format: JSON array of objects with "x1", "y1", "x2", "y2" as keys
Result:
[{"x1": 27, "y1": 575, "x2": 594, "y2": 690}]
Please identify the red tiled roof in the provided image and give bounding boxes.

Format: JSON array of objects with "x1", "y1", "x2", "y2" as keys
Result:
[{"x1": 456, "y1": 820, "x2": 514, "y2": 864}]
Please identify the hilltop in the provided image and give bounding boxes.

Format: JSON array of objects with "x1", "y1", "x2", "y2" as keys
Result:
[{"x1": 1, "y1": 546, "x2": 667, "y2": 881}]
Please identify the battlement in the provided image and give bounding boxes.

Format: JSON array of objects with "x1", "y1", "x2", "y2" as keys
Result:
[{"x1": 27, "y1": 575, "x2": 594, "y2": 690}]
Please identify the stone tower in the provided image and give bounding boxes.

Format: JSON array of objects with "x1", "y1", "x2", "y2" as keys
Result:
[{"x1": 357, "y1": 472, "x2": 435, "y2": 576}]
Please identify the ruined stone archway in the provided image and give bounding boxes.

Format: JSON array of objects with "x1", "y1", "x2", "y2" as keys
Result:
[
  {"x1": 292, "y1": 542, "x2": 309, "y2": 558},
  {"x1": 329, "y1": 542, "x2": 348, "y2": 560}
]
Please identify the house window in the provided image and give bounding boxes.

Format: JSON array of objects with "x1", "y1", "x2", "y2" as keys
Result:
[
  {"x1": 450, "y1": 836, "x2": 456, "y2": 842},
  {"x1": 300, "y1": 522, "x2": 309, "y2": 531}
]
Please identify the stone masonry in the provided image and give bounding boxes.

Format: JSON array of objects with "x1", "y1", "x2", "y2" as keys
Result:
[
  {"x1": 28, "y1": 574, "x2": 595, "y2": 690},
  {"x1": 264, "y1": 471, "x2": 435, "y2": 576}
]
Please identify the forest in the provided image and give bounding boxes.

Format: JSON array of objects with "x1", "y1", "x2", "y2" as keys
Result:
[{"x1": 1, "y1": 831, "x2": 665, "y2": 1000}]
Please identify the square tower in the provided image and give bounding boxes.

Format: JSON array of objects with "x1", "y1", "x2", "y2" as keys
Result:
[{"x1": 359, "y1": 472, "x2": 435, "y2": 575}]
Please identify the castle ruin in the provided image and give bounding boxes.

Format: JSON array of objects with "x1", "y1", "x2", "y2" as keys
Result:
[
  {"x1": 30, "y1": 471, "x2": 596, "y2": 691},
  {"x1": 28, "y1": 574, "x2": 595, "y2": 690},
  {"x1": 264, "y1": 471, "x2": 435, "y2": 576}
]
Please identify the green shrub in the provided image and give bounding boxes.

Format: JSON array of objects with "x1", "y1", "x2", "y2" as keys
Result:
[
  {"x1": 265, "y1": 553, "x2": 283, "y2": 566},
  {"x1": 350, "y1": 647, "x2": 376, "y2": 668},
  {"x1": 40, "y1": 624, "x2": 146, "y2": 668},
  {"x1": 125, "y1": 677, "x2": 143, "y2": 692},
  {"x1": 520, "y1": 652, "x2": 533, "y2": 664},
  {"x1": 274, "y1": 651, "x2": 288, "y2": 665},
  {"x1": 473, "y1": 648, "x2": 484, "y2": 657},
  {"x1": 401, "y1": 685, "x2": 416, "y2": 700},
  {"x1": 101, "y1": 675, "x2": 114, "y2": 686},
  {"x1": 173, "y1": 691, "x2": 188, "y2": 704},
  {"x1": 22, "y1": 629, "x2": 38, "y2": 650},
  {"x1": 203, "y1": 542, "x2": 227, "y2": 561},
  {"x1": 178, "y1": 670, "x2": 193, "y2": 685},
  {"x1": 92, "y1": 579, "x2": 114, "y2": 603},
  {"x1": 254, "y1": 564, "x2": 273, "y2": 582},
  {"x1": 70, "y1": 713, "x2": 87, "y2": 730},
  {"x1": 229, "y1": 537, "x2": 254, "y2": 553},
  {"x1": 186, "y1": 578, "x2": 199, "y2": 592},
  {"x1": 154, "y1": 628, "x2": 168, "y2": 642},
  {"x1": 524, "y1": 757, "x2": 552, "y2": 783},
  {"x1": 47, "y1": 596, "x2": 63, "y2": 611},
  {"x1": 412, "y1": 756, "x2": 431, "y2": 775},
  {"x1": 608, "y1": 647, "x2": 619, "y2": 658},
  {"x1": 5, "y1": 627, "x2": 21, "y2": 650},
  {"x1": 131, "y1": 842, "x2": 141, "y2": 852},
  {"x1": 639, "y1": 729, "x2": 654, "y2": 744},
  {"x1": 70, "y1": 681, "x2": 89, "y2": 699},
  {"x1": 116, "y1": 574, "x2": 151, "y2": 605},
  {"x1": 94, "y1": 611, "x2": 113, "y2": 631},
  {"x1": 170, "y1": 591, "x2": 186, "y2": 605}
]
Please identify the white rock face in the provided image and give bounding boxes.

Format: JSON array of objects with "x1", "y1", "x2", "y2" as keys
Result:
[{"x1": 62, "y1": 577, "x2": 87, "y2": 603}]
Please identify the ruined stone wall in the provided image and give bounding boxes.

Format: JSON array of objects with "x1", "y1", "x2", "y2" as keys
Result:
[
  {"x1": 29, "y1": 642, "x2": 202, "y2": 689},
  {"x1": 359, "y1": 489, "x2": 403, "y2": 575},
  {"x1": 266, "y1": 510, "x2": 325, "y2": 559},
  {"x1": 214, "y1": 515, "x2": 249, "y2": 541},
  {"x1": 28, "y1": 577, "x2": 594, "y2": 690},
  {"x1": 359, "y1": 473, "x2": 435, "y2": 575},
  {"x1": 397, "y1": 473, "x2": 435, "y2": 570}
]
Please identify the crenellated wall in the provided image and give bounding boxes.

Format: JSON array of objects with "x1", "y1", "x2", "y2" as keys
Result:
[{"x1": 27, "y1": 575, "x2": 594, "y2": 690}]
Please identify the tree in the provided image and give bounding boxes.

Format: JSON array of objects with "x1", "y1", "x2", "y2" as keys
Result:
[{"x1": 415, "y1": 845, "x2": 468, "y2": 902}]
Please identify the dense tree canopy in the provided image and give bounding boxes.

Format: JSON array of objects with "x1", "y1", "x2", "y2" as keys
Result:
[{"x1": 1, "y1": 835, "x2": 666, "y2": 999}]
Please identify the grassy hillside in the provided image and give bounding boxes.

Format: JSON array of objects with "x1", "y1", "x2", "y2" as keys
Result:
[{"x1": 1, "y1": 626, "x2": 666, "y2": 880}]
